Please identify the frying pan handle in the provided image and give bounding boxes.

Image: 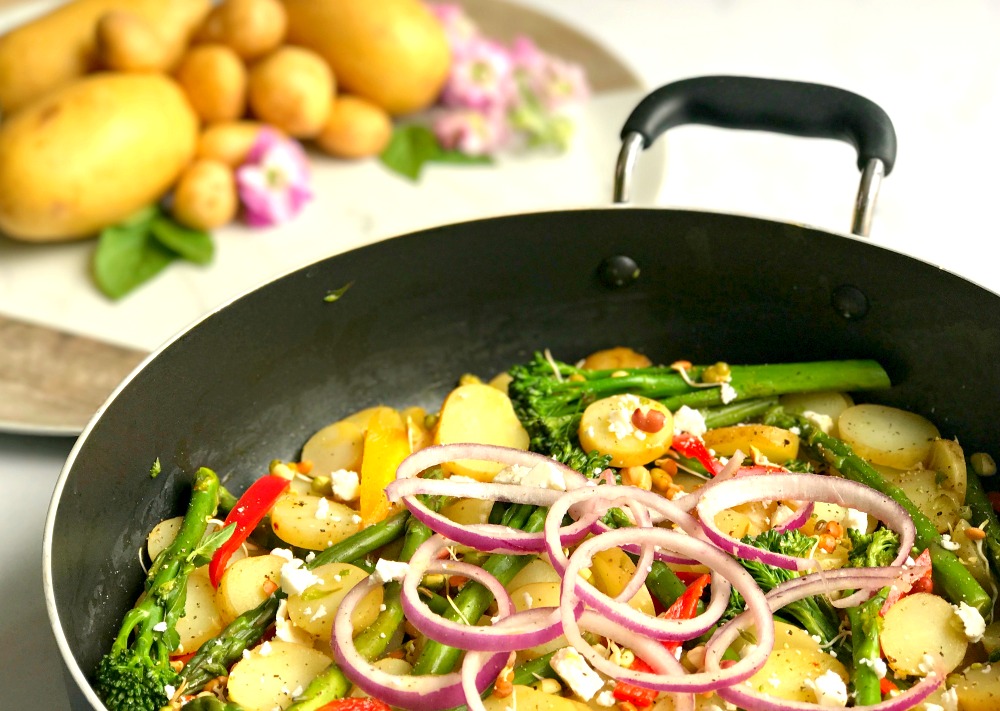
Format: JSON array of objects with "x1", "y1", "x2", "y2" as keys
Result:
[{"x1": 614, "y1": 75, "x2": 897, "y2": 237}]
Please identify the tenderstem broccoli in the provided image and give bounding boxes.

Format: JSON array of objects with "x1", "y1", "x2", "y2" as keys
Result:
[
  {"x1": 95, "y1": 467, "x2": 232, "y2": 711},
  {"x1": 507, "y1": 352, "x2": 890, "y2": 471}
]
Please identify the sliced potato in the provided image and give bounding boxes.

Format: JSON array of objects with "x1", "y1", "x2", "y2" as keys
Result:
[
  {"x1": 147, "y1": 516, "x2": 183, "y2": 562},
  {"x1": 881, "y1": 592, "x2": 968, "y2": 677},
  {"x1": 434, "y1": 383, "x2": 530, "y2": 481},
  {"x1": 578, "y1": 394, "x2": 673, "y2": 468},
  {"x1": 271, "y1": 492, "x2": 360, "y2": 550},
  {"x1": 588, "y1": 547, "x2": 655, "y2": 617},
  {"x1": 743, "y1": 621, "x2": 848, "y2": 702},
  {"x1": 580, "y1": 346, "x2": 652, "y2": 371},
  {"x1": 928, "y1": 437, "x2": 968, "y2": 501},
  {"x1": 286, "y1": 562, "x2": 382, "y2": 641},
  {"x1": 440, "y1": 497, "x2": 494, "y2": 526},
  {"x1": 301, "y1": 420, "x2": 365, "y2": 478},
  {"x1": 878, "y1": 466, "x2": 963, "y2": 534},
  {"x1": 507, "y1": 558, "x2": 562, "y2": 591},
  {"x1": 216, "y1": 554, "x2": 284, "y2": 623},
  {"x1": 702, "y1": 424, "x2": 799, "y2": 464},
  {"x1": 778, "y1": 391, "x2": 854, "y2": 436},
  {"x1": 838, "y1": 404, "x2": 940, "y2": 469},
  {"x1": 484, "y1": 684, "x2": 590, "y2": 711},
  {"x1": 226, "y1": 640, "x2": 331, "y2": 711},
  {"x1": 350, "y1": 657, "x2": 413, "y2": 697},
  {"x1": 952, "y1": 663, "x2": 1000, "y2": 711},
  {"x1": 509, "y1": 582, "x2": 566, "y2": 659},
  {"x1": 175, "y1": 571, "x2": 225, "y2": 654},
  {"x1": 714, "y1": 508, "x2": 751, "y2": 539}
]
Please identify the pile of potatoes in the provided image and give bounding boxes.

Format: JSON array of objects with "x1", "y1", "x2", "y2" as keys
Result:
[{"x1": 0, "y1": 0, "x2": 451, "y2": 240}]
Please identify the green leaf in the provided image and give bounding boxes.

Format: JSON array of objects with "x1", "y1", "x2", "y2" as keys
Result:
[
  {"x1": 379, "y1": 124, "x2": 491, "y2": 181},
  {"x1": 93, "y1": 217, "x2": 177, "y2": 300},
  {"x1": 323, "y1": 281, "x2": 354, "y2": 303},
  {"x1": 150, "y1": 215, "x2": 214, "y2": 265}
]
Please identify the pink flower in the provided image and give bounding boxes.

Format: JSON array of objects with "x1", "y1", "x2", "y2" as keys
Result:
[
  {"x1": 432, "y1": 107, "x2": 509, "y2": 156},
  {"x1": 427, "y1": 3, "x2": 478, "y2": 51},
  {"x1": 235, "y1": 129, "x2": 313, "y2": 228},
  {"x1": 511, "y1": 35, "x2": 590, "y2": 111},
  {"x1": 440, "y1": 35, "x2": 516, "y2": 111}
]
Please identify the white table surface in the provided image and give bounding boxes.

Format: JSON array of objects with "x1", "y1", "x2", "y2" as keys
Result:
[{"x1": 5, "y1": 0, "x2": 1000, "y2": 708}]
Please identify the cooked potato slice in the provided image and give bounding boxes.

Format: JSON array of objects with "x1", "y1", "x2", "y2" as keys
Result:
[
  {"x1": 507, "y1": 558, "x2": 562, "y2": 591},
  {"x1": 702, "y1": 424, "x2": 799, "y2": 464},
  {"x1": 877, "y1": 466, "x2": 963, "y2": 534},
  {"x1": 434, "y1": 383, "x2": 530, "y2": 481},
  {"x1": 175, "y1": 571, "x2": 225, "y2": 654},
  {"x1": 952, "y1": 655, "x2": 1000, "y2": 709},
  {"x1": 510, "y1": 582, "x2": 566, "y2": 659},
  {"x1": 226, "y1": 640, "x2": 331, "y2": 711},
  {"x1": 216, "y1": 554, "x2": 284, "y2": 623},
  {"x1": 301, "y1": 420, "x2": 365, "y2": 479},
  {"x1": 743, "y1": 621, "x2": 848, "y2": 702},
  {"x1": 484, "y1": 684, "x2": 590, "y2": 711},
  {"x1": 580, "y1": 346, "x2": 652, "y2": 371},
  {"x1": 588, "y1": 547, "x2": 655, "y2": 616},
  {"x1": 778, "y1": 391, "x2": 854, "y2": 436},
  {"x1": 440, "y1": 498, "x2": 494, "y2": 526},
  {"x1": 147, "y1": 516, "x2": 183, "y2": 562},
  {"x1": 838, "y1": 404, "x2": 940, "y2": 469},
  {"x1": 350, "y1": 657, "x2": 413, "y2": 697},
  {"x1": 578, "y1": 394, "x2": 673, "y2": 468},
  {"x1": 881, "y1": 592, "x2": 968, "y2": 677},
  {"x1": 286, "y1": 563, "x2": 381, "y2": 641},
  {"x1": 271, "y1": 492, "x2": 360, "y2": 550},
  {"x1": 928, "y1": 437, "x2": 968, "y2": 501}
]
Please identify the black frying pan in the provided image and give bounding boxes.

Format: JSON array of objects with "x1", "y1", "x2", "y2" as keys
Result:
[{"x1": 43, "y1": 77, "x2": 1000, "y2": 710}]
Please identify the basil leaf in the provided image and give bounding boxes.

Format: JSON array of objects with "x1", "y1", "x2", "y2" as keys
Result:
[
  {"x1": 150, "y1": 215, "x2": 214, "y2": 265},
  {"x1": 93, "y1": 219, "x2": 177, "y2": 300},
  {"x1": 380, "y1": 124, "x2": 491, "y2": 180}
]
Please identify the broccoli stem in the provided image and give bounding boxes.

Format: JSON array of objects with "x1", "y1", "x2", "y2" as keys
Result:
[
  {"x1": 411, "y1": 506, "x2": 548, "y2": 676},
  {"x1": 964, "y1": 468, "x2": 1000, "y2": 581},
  {"x1": 847, "y1": 589, "x2": 888, "y2": 706},
  {"x1": 772, "y1": 411, "x2": 993, "y2": 616}
]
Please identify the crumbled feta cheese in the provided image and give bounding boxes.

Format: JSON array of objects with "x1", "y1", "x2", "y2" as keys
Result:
[
  {"x1": 594, "y1": 690, "x2": 616, "y2": 707},
  {"x1": 315, "y1": 496, "x2": 331, "y2": 519},
  {"x1": 606, "y1": 394, "x2": 643, "y2": 440},
  {"x1": 954, "y1": 601, "x2": 986, "y2": 642},
  {"x1": 280, "y1": 557, "x2": 323, "y2": 596},
  {"x1": 164, "y1": 685, "x2": 176, "y2": 700},
  {"x1": 330, "y1": 469, "x2": 360, "y2": 502},
  {"x1": 802, "y1": 410, "x2": 835, "y2": 434},
  {"x1": 844, "y1": 508, "x2": 870, "y2": 534},
  {"x1": 305, "y1": 551, "x2": 316, "y2": 563},
  {"x1": 259, "y1": 641, "x2": 273, "y2": 656},
  {"x1": 672, "y1": 405, "x2": 708, "y2": 437},
  {"x1": 917, "y1": 653, "x2": 938, "y2": 675},
  {"x1": 374, "y1": 558, "x2": 410, "y2": 583},
  {"x1": 275, "y1": 599, "x2": 313, "y2": 645},
  {"x1": 550, "y1": 647, "x2": 604, "y2": 701},
  {"x1": 309, "y1": 604, "x2": 327, "y2": 622},
  {"x1": 806, "y1": 669, "x2": 848, "y2": 707},
  {"x1": 271, "y1": 547, "x2": 294, "y2": 561},
  {"x1": 351, "y1": 514, "x2": 362, "y2": 525},
  {"x1": 940, "y1": 533, "x2": 961, "y2": 551},
  {"x1": 940, "y1": 686, "x2": 958, "y2": 711},
  {"x1": 493, "y1": 461, "x2": 567, "y2": 491},
  {"x1": 152, "y1": 621, "x2": 167, "y2": 632},
  {"x1": 720, "y1": 383, "x2": 738, "y2": 404},
  {"x1": 242, "y1": 649, "x2": 252, "y2": 660}
]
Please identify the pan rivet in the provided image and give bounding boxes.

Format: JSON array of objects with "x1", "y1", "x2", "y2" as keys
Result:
[
  {"x1": 831, "y1": 285, "x2": 869, "y2": 320},
  {"x1": 598, "y1": 255, "x2": 640, "y2": 289}
]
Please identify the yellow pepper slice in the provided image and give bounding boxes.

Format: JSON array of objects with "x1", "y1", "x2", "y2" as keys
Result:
[{"x1": 359, "y1": 407, "x2": 410, "y2": 526}]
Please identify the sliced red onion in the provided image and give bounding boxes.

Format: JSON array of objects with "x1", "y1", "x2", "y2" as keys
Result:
[
  {"x1": 771, "y1": 500, "x2": 815, "y2": 532},
  {"x1": 695, "y1": 474, "x2": 914, "y2": 572},
  {"x1": 332, "y1": 573, "x2": 509, "y2": 710},
  {"x1": 705, "y1": 567, "x2": 942, "y2": 711},
  {"x1": 558, "y1": 527, "x2": 775, "y2": 691},
  {"x1": 672, "y1": 452, "x2": 747, "y2": 512}
]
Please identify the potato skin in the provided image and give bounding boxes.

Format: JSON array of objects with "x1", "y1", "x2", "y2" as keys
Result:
[
  {"x1": 0, "y1": 0, "x2": 210, "y2": 114},
  {"x1": 175, "y1": 44, "x2": 248, "y2": 123},
  {"x1": 315, "y1": 95, "x2": 393, "y2": 159},
  {"x1": 197, "y1": 0, "x2": 288, "y2": 61},
  {"x1": 247, "y1": 46, "x2": 333, "y2": 137},
  {"x1": 171, "y1": 159, "x2": 238, "y2": 230},
  {"x1": 0, "y1": 73, "x2": 199, "y2": 241},
  {"x1": 282, "y1": 0, "x2": 450, "y2": 115}
]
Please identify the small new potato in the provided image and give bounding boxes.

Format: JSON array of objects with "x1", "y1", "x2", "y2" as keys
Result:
[
  {"x1": 315, "y1": 95, "x2": 393, "y2": 159},
  {"x1": 175, "y1": 44, "x2": 248, "y2": 123},
  {"x1": 171, "y1": 159, "x2": 238, "y2": 230},
  {"x1": 880, "y1": 592, "x2": 968, "y2": 677},
  {"x1": 838, "y1": 404, "x2": 940, "y2": 469},
  {"x1": 286, "y1": 562, "x2": 381, "y2": 641},
  {"x1": 226, "y1": 641, "x2": 331, "y2": 711},
  {"x1": 578, "y1": 394, "x2": 673, "y2": 467},
  {"x1": 270, "y1": 492, "x2": 360, "y2": 550},
  {"x1": 701, "y1": 424, "x2": 800, "y2": 463},
  {"x1": 216, "y1": 554, "x2": 284, "y2": 622},
  {"x1": 0, "y1": 73, "x2": 198, "y2": 241},
  {"x1": 247, "y1": 46, "x2": 334, "y2": 137},
  {"x1": 197, "y1": 120, "x2": 275, "y2": 166},
  {"x1": 96, "y1": 10, "x2": 171, "y2": 72},
  {"x1": 197, "y1": 0, "x2": 288, "y2": 60}
]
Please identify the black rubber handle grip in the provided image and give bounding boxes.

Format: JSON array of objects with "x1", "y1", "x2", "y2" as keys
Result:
[{"x1": 621, "y1": 75, "x2": 897, "y2": 175}]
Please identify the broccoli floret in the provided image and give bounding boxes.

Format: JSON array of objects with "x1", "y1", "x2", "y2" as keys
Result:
[
  {"x1": 95, "y1": 468, "x2": 232, "y2": 711},
  {"x1": 847, "y1": 527, "x2": 900, "y2": 568},
  {"x1": 722, "y1": 529, "x2": 843, "y2": 646}
]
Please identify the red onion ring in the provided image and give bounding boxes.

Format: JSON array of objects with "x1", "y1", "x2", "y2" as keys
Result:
[
  {"x1": 695, "y1": 473, "x2": 914, "y2": 572},
  {"x1": 558, "y1": 527, "x2": 775, "y2": 692}
]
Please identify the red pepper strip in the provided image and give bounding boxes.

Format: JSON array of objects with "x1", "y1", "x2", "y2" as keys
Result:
[
  {"x1": 880, "y1": 677, "x2": 899, "y2": 696},
  {"x1": 671, "y1": 434, "x2": 721, "y2": 475},
  {"x1": 673, "y1": 570, "x2": 707, "y2": 585},
  {"x1": 879, "y1": 548, "x2": 932, "y2": 616},
  {"x1": 660, "y1": 573, "x2": 712, "y2": 653},
  {"x1": 317, "y1": 699, "x2": 392, "y2": 711},
  {"x1": 208, "y1": 474, "x2": 291, "y2": 588},
  {"x1": 612, "y1": 657, "x2": 659, "y2": 708}
]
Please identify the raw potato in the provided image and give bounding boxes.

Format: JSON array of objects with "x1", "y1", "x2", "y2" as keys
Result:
[
  {"x1": 216, "y1": 554, "x2": 284, "y2": 622},
  {"x1": 434, "y1": 383, "x2": 531, "y2": 481},
  {"x1": 702, "y1": 424, "x2": 799, "y2": 463},
  {"x1": 171, "y1": 159, "x2": 239, "y2": 230},
  {"x1": 578, "y1": 394, "x2": 673, "y2": 468},
  {"x1": 0, "y1": 73, "x2": 198, "y2": 241},
  {"x1": 282, "y1": 0, "x2": 450, "y2": 115},
  {"x1": 952, "y1": 660, "x2": 1000, "y2": 710},
  {"x1": 197, "y1": 120, "x2": 275, "y2": 166},
  {"x1": 880, "y1": 592, "x2": 968, "y2": 677},
  {"x1": 175, "y1": 571, "x2": 225, "y2": 654},
  {"x1": 580, "y1": 346, "x2": 652, "y2": 371},
  {"x1": 270, "y1": 492, "x2": 360, "y2": 550},
  {"x1": 175, "y1": 44, "x2": 248, "y2": 123},
  {"x1": 226, "y1": 640, "x2": 331, "y2": 711},
  {"x1": 0, "y1": 0, "x2": 210, "y2": 113},
  {"x1": 838, "y1": 403, "x2": 940, "y2": 469},
  {"x1": 96, "y1": 10, "x2": 171, "y2": 72},
  {"x1": 743, "y1": 621, "x2": 848, "y2": 702},
  {"x1": 301, "y1": 420, "x2": 365, "y2": 478},
  {"x1": 197, "y1": 0, "x2": 288, "y2": 60},
  {"x1": 286, "y1": 563, "x2": 382, "y2": 641},
  {"x1": 877, "y1": 465, "x2": 963, "y2": 534},
  {"x1": 483, "y1": 685, "x2": 590, "y2": 711},
  {"x1": 247, "y1": 46, "x2": 334, "y2": 137},
  {"x1": 316, "y1": 95, "x2": 393, "y2": 159}
]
